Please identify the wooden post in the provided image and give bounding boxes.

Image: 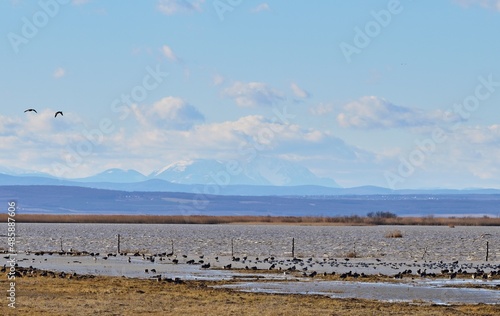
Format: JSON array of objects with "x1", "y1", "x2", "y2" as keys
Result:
[
  {"x1": 231, "y1": 238, "x2": 234, "y2": 257},
  {"x1": 486, "y1": 241, "x2": 489, "y2": 261},
  {"x1": 171, "y1": 240, "x2": 174, "y2": 254},
  {"x1": 60, "y1": 238, "x2": 63, "y2": 252},
  {"x1": 292, "y1": 238, "x2": 295, "y2": 258},
  {"x1": 117, "y1": 234, "x2": 121, "y2": 254}
]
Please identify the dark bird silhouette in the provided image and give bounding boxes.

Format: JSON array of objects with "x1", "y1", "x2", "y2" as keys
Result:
[
  {"x1": 24, "y1": 108, "x2": 37, "y2": 113},
  {"x1": 201, "y1": 263, "x2": 210, "y2": 269},
  {"x1": 54, "y1": 111, "x2": 63, "y2": 117}
]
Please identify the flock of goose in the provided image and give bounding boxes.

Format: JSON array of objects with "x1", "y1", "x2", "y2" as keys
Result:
[
  {"x1": 6, "y1": 250, "x2": 500, "y2": 283},
  {"x1": 219, "y1": 255, "x2": 500, "y2": 280}
]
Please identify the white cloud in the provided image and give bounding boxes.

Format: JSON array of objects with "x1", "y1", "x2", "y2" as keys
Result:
[
  {"x1": 18, "y1": 108, "x2": 80, "y2": 134},
  {"x1": 458, "y1": 124, "x2": 500, "y2": 145},
  {"x1": 157, "y1": 0, "x2": 205, "y2": 15},
  {"x1": 251, "y1": 3, "x2": 270, "y2": 13},
  {"x1": 454, "y1": 0, "x2": 500, "y2": 11},
  {"x1": 53, "y1": 67, "x2": 66, "y2": 79},
  {"x1": 213, "y1": 74, "x2": 225, "y2": 86},
  {"x1": 290, "y1": 82, "x2": 310, "y2": 99},
  {"x1": 118, "y1": 114, "x2": 362, "y2": 170},
  {"x1": 223, "y1": 81, "x2": 285, "y2": 107},
  {"x1": 3, "y1": 106, "x2": 500, "y2": 188},
  {"x1": 309, "y1": 102, "x2": 334, "y2": 116},
  {"x1": 0, "y1": 110, "x2": 90, "y2": 174},
  {"x1": 161, "y1": 45, "x2": 178, "y2": 62},
  {"x1": 377, "y1": 122, "x2": 500, "y2": 189},
  {"x1": 133, "y1": 96, "x2": 204, "y2": 130},
  {"x1": 337, "y1": 96, "x2": 459, "y2": 129},
  {"x1": 435, "y1": 124, "x2": 500, "y2": 182},
  {"x1": 0, "y1": 106, "x2": 380, "y2": 182}
]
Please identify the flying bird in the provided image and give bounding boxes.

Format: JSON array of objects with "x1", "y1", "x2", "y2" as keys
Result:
[
  {"x1": 24, "y1": 108, "x2": 37, "y2": 113},
  {"x1": 54, "y1": 111, "x2": 63, "y2": 117}
]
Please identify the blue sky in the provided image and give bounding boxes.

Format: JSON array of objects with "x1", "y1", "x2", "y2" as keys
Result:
[{"x1": 1, "y1": 0, "x2": 500, "y2": 189}]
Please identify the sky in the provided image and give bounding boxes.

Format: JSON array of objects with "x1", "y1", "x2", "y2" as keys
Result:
[{"x1": 1, "y1": 0, "x2": 500, "y2": 189}]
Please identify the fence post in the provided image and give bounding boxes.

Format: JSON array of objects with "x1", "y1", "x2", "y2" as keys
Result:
[
  {"x1": 60, "y1": 238, "x2": 63, "y2": 252},
  {"x1": 117, "y1": 234, "x2": 121, "y2": 254},
  {"x1": 231, "y1": 238, "x2": 234, "y2": 257},
  {"x1": 486, "y1": 241, "x2": 489, "y2": 261},
  {"x1": 292, "y1": 238, "x2": 295, "y2": 258}
]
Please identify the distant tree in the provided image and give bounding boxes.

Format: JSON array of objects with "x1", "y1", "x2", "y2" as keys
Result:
[{"x1": 367, "y1": 211, "x2": 397, "y2": 218}]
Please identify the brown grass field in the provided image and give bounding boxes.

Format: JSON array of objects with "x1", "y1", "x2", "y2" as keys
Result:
[
  {"x1": 1, "y1": 213, "x2": 499, "y2": 226},
  {"x1": 1, "y1": 271, "x2": 499, "y2": 316}
]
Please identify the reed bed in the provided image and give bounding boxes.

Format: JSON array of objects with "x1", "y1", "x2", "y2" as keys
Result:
[
  {"x1": 384, "y1": 229, "x2": 403, "y2": 238},
  {"x1": 0, "y1": 214, "x2": 499, "y2": 226}
]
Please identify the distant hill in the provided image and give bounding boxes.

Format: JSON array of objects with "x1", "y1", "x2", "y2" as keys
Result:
[
  {"x1": 1, "y1": 172, "x2": 500, "y2": 196},
  {"x1": 1, "y1": 185, "x2": 499, "y2": 217}
]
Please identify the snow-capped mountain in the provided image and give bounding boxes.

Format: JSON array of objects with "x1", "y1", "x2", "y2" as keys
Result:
[
  {"x1": 241, "y1": 157, "x2": 339, "y2": 187},
  {"x1": 74, "y1": 168, "x2": 147, "y2": 183},
  {"x1": 149, "y1": 159, "x2": 226, "y2": 184},
  {"x1": 0, "y1": 166, "x2": 56, "y2": 178},
  {"x1": 0, "y1": 158, "x2": 340, "y2": 188},
  {"x1": 149, "y1": 158, "x2": 340, "y2": 187}
]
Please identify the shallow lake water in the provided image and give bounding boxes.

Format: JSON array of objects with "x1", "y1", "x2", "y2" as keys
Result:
[
  {"x1": 3, "y1": 223, "x2": 500, "y2": 304},
  {"x1": 4, "y1": 223, "x2": 499, "y2": 262},
  {"x1": 217, "y1": 280, "x2": 500, "y2": 305}
]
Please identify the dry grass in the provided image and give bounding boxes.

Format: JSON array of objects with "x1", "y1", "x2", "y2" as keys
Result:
[
  {"x1": 345, "y1": 251, "x2": 357, "y2": 258},
  {"x1": 1, "y1": 273, "x2": 499, "y2": 316},
  {"x1": 1, "y1": 214, "x2": 499, "y2": 226},
  {"x1": 385, "y1": 230, "x2": 403, "y2": 238}
]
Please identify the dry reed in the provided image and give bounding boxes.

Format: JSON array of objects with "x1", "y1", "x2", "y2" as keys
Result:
[
  {"x1": 345, "y1": 251, "x2": 357, "y2": 258},
  {"x1": 0, "y1": 214, "x2": 499, "y2": 226},
  {"x1": 385, "y1": 230, "x2": 403, "y2": 238}
]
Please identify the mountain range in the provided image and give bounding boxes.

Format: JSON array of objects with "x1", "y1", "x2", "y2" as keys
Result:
[
  {"x1": 1, "y1": 158, "x2": 500, "y2": 196},
  {"x1": 2, "y1": 158, "x2": 500, "y2": 216},
  {"x1": 74, "y1": 158, "x2": 339, "y2": 187}
]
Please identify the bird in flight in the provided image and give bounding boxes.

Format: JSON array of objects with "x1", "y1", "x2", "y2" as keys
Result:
[
  {"x1": 24, "y1": 108, "x2": 37, "y2": 113},
  {"x1": 54, "y1": 111, "x2": 63, "y2": 117}
]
